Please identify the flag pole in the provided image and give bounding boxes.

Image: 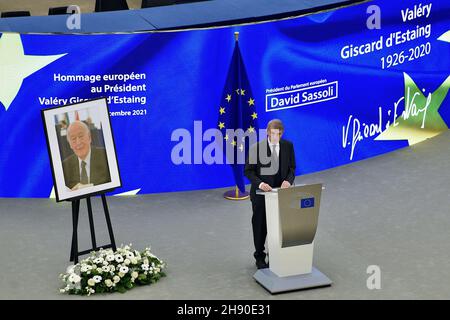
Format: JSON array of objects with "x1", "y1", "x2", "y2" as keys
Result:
[
  {"x1": 223, "y1": 31, "x2": 250, "y2": 201},
  {"x1": 224, "y1": 185, "x2": 249, "y2": 200}
]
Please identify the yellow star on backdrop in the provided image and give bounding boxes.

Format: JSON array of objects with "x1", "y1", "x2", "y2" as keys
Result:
[
  {"x1": 219, "y1": 107, "x2": 226, "y2": 115},
  {"x1": 240, "y1": 89, "x2": 245, "y2": 96},
  {"x1": 218, "y1": 122, "x2": 225, "y2": 129},
  {"x1": 0, "y1": 33, "x2": 66, "y2": 111},
  {"x1": 438, "y1": 30, "x2": 450, "y2": 43},
  {"x1": 248, "y1": 126, "x2": 255, "y2": 133},
  {"x1": 225, "y1": 94, "x2": 231, "y2": 102},
  {"x1": 224, "y1": 134, "x2": 229, "y2": 141},
  {"x1": 251, "y1": 112, "x2": 258, "y2": 119},
  {"x1": 375, "y1": 72, "x2": 450, "y2": 145},
  {"x1": 248, "y1": 98, "x2": 255, "y2": 106},
  {"x1": 231, "y1": 140, "x2": 237, "y2": 147}
]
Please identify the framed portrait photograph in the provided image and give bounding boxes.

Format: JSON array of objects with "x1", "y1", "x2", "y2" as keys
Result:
[{"x1": 42, "y1": 97, "x2": 121, "y2": 202}]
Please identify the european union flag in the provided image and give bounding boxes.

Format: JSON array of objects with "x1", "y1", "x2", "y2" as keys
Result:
[
  {"x1": 300, "y1": 198, "x2": 315, "y2": 209},
  {"x1": 217, "y1": 34, "x2": 258, "y2": 193}
]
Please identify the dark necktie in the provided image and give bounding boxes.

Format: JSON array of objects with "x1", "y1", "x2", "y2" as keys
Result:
[
  {"x1": 80, "y1": 161, "x2": 88, "y2": 184},
  {"x1": 271, "y1": 145, "x2": 279, "y2": 174}
]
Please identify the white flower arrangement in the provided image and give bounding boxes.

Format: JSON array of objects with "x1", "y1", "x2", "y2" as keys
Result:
[{"x1": 59, "y1": 244, "x2": 166, "y2": 296}]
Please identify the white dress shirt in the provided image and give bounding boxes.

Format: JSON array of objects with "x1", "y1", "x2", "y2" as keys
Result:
[
  {"x1": 259, "y1": 139, "x2": 280, "y2": 189},
  {"x1": 268, "y1": 138, "x2": 280, "y2": 157}
]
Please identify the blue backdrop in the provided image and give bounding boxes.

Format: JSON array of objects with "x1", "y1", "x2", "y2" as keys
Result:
[{"x1": 0, "y1": 0, "x2": 449, "y2": 198}]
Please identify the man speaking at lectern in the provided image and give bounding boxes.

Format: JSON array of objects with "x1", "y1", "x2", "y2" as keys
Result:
[{"x1": 244, "y1": 119, "x2": 296, "y2": 269}]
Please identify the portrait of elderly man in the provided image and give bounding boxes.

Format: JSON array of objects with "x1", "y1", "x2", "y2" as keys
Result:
[{"x1": 62, "y1": 120, "x2": 111, "y2": 191}]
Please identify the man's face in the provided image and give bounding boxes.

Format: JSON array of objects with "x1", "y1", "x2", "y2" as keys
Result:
[
  {"x1": 67, "y1": 123, "x2": 91, "y2": 160},
  {"x1": 268, "y1": 128, "x2": 282, "y2": 144}
]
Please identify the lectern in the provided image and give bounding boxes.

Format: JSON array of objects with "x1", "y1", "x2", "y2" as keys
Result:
[{"x1": 253, "y1": 184, "x2": 332, "y2": 293}]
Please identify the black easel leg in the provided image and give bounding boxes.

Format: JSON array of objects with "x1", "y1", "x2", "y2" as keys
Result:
[
  {"x1": 101, "y1": 194, "x2": 116, "y2": 251},
  {"x1": 70, "y1": 200, "x2": 80, "y2": 263},
  {"x1": 86, "y1": 197, "x2": 97, "y2": 250},
  {"x1": 70, "y1": 202, "x2": 75, "y2": 261}
]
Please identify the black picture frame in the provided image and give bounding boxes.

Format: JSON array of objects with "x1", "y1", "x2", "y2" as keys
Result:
[{"x1": 41, "y1": 97, "x2": 122, "y2": 202}]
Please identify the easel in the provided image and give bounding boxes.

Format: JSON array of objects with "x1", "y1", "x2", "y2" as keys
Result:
[{"x1": 70, "y1": 194, "x2": 116, "y2": 264}]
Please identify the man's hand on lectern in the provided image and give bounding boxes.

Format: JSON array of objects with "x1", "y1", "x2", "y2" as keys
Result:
[
  {"x1": 259, "y1": 182, "x2": 272, "y2": 192},
  {"x1": 281, "y1": 180, "x2": 291, "y2": 189}
]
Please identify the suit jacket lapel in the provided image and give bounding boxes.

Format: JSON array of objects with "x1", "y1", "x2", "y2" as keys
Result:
[
  {"x1": 90, "y1": 149, "x2": 98, "y2": 184},
  {"x1": 266, "y1": 139, "x2": 271, "y2": 158},
  {"x1": 279, "y1": 140, "x2": 284, "y2": 176}
]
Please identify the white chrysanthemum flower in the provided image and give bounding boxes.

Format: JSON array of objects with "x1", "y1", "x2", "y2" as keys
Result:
[
  {"x1": 106, "y1": 254, "x2": 115, "y2": 262},
  {"x1": 96, "y1": 268, "x2": 103, "y2": 274},
  {"x1": 102, "y1": 261, "x2": 108, "y2": 266},
  {"x1": 115, "y1": 255, "x2": 124, "y2": 263},
  {"x1": 87, "y1": 278, "x2": 96, "y2": 286},
  {"x1": 118, "y1": 272, "x2": 125, "y2": 278},
  {"x1": 131, "y1": 271, "x2": 138, "y2": 279},
  {"x1": 143, "y1": 259, "x2": 149, "y2": 265},
  {"x1": 155, "y1": 267, "x2": 161, "y2": 273},
  {"x1": 59, "y1": 289, "x2": 65, "y2": 293},
  {"x1": 119, "y1": 266, "x2": 129, "y2": 274},
  {"x1": 131, "y1": 258, "x2": 138, "y2": 265},
  {"x1": 66, "y1": 265, "x2": 76, "y2": 274},
  {"x1": 93, "y1": 258, "x2": 103, "y2": 264},
  {"x1": 110, "y1": 265, "x2": 116, "y2": 272},
  {"x1": 105, "y1": 279, "x2": 113, "y2": 287},
  {"x1": 126, "y1": 252, "x2": 134, "y2": 259},
  {"x1": 93, "y1": 275, "x2": 102, "y2": 283},
  {"x1": 102, "y1": 266, "x2": 110, "y2": 273},
  {"x1": 141, "y1": 264, "x2": 149, "y2": 271},
  {"x1": 113, "y1": 275, "x2": 120, "y2": 283},
  {"x1": 68, "y1": 274, "x2": 81, "y2": 284},
  {"x1": 124, "y1": 259, "x2": 131, "y2": 266}
]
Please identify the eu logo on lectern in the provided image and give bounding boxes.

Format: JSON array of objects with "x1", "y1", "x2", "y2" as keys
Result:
[{"x1": 300, "y1": 198, "x2": 315, "y2": 209}]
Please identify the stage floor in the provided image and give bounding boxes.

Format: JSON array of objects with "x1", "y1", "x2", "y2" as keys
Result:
[{"x1": 1, "y1": 131, "x2": 449, "y2": 299}]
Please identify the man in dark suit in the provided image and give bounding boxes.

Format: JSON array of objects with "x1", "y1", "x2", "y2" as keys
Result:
[
  {"x1": 62, "y1": 120, "x2": 111, "y2": 190},
  {"x1": 244, "y1": 119, "x2": 296, "y2": 269}
]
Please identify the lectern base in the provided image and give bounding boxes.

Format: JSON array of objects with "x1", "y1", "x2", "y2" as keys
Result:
[{"x1": 253, "y1": 267, "x2": 332, "y2": 294}]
